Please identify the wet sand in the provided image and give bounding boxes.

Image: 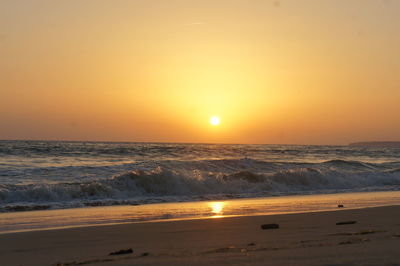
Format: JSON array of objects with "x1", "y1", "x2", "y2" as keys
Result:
[{"x1": 0, "y1": 205, "x2": 399, "y2": 266}]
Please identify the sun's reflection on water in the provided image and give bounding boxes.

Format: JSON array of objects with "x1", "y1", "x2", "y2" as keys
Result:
[{"x1": 209, "y1": 202, "x2": 225, "y2": 218}]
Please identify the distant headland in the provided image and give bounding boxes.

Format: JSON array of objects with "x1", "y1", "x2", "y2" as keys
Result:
[{"x1": 349, "y1": 141, "x2": 400, "y2": 148}]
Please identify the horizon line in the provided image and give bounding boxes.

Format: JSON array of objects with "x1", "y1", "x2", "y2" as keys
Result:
[{"x1": 0, "y1": 138, "x2": 358, "y2": 146}]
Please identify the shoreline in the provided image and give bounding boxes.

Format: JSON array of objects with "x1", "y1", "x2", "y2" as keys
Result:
[
  {"x1": 2, "y1": 191, "x2": 400, "y2": 235},
  {"x1": 0, "y1": 205, "x2": 399, "y2": 265},
  {"x1": 2, "y1": 190, "x2": 400, "y2": 235},
  {"x1": 1, "y1": 202, "x2": 399, "y2": 236}
]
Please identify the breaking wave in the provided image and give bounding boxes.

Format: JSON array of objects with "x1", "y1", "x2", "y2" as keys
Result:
[{"x1": 1, "y1": 158, "x2": 400, "y2": 212}]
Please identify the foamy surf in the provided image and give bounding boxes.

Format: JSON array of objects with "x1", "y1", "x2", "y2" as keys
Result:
[
  {"x1": 1, "y1": 158, "x2": 400, "y2": 212},
  {"x1": 1, "y1": 141, "x2": 400, "y2": 212}
]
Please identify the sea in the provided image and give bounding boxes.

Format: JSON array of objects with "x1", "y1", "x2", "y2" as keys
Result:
[{"x1": 1, "y1": 140, "x2": 400, "y2": 232}]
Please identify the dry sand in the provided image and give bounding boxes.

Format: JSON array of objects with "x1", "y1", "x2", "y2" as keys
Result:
[{"x1": 0, "y1": 205, "x2": 399, "y2": 266}]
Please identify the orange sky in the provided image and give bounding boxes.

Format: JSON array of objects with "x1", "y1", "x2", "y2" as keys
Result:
[{"x1": 0, "y1": 0, "x2": 399, "y2": 144}]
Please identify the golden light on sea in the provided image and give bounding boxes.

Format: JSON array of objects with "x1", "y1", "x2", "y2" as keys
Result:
[{"x1": 209, "y1": 202, "x2": 225, "y2": 216}]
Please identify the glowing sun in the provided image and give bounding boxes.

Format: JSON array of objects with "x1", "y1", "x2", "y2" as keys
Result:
[{"x1": 210, "y1": 116, "x2": 220, "y2": 126}]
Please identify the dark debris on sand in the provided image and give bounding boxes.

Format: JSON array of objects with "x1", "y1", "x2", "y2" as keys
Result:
[
  {"x1": 336, "y1": 221, "x2": 357, "y2": 225},
  {"x1": 261, "y1": 223, "x2": 280, "y2": 230},
  {"x1": 109, "y1": 248, "x2": 133, "y2": 256}
]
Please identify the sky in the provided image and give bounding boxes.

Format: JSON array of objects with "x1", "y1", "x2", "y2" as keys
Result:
[{"x1": 0, "y1": 0, "x2": 399, "y2": 145}]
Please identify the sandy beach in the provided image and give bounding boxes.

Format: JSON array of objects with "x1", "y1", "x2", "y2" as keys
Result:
[
  {"x1": 2, "y1": 0, "x2": 400, "y2": 265},
  {"x1": 0, "y1": 205, "x2": 399, "y2": 266}
]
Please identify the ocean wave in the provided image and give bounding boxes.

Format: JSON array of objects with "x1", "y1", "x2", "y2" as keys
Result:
[
  {"x1": 322, "y1": 159, "x2": 377, "y2": 169},
  {"x1": 1, "y1": 159, "x2": 400, "y2": 212}
]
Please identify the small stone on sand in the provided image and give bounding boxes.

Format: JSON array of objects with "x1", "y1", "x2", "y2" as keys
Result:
[
  {"x1": 336, "y1": 221, "x2": 357, "y2": 225},
  {"x1": 261, "y1": 223, "x2": 279, "y2": 230},
  {"x1": 109, "y1": 248, "x2": 133, "y2": 256}
]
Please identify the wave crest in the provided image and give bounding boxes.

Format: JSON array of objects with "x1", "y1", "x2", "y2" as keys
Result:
[{"x1": 1, "y1": 159, "x2": 400, "y2": 212}]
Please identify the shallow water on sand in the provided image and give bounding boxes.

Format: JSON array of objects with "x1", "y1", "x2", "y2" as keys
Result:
[{"x1": 1, "y1": 191, "x2": 399, "y2": 234}]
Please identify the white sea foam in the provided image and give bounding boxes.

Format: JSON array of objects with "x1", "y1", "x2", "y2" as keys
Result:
[
  {"x1": 1, "y1": 141, "x2": 400, "y2": 212},
  {"x1": 1, "y1": 158, "x2": 400, "y2": 212}
]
